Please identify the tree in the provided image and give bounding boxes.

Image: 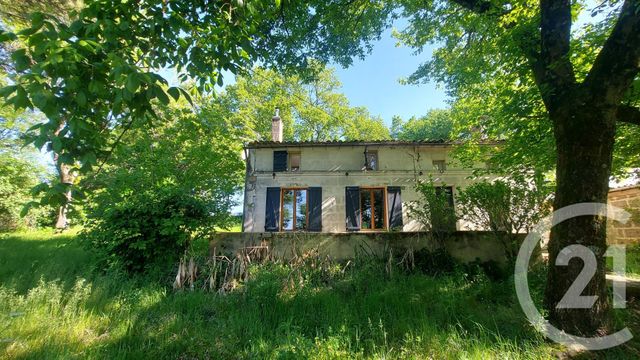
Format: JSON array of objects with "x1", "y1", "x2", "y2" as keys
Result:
[
  {"x1": 216, "y1": 66, "x2": 390, "y2": 142},
  {"x1": 82, "y1": 97, "x2": 243, "y2": 272},
  {"x1": 390, "y1": 0, "x2": 640, "y2": 335},
  {"x1": 393, "y1": 109, "x2": 454, "y2": 141}
]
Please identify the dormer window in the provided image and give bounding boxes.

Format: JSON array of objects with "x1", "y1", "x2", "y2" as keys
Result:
[{"x1": 365, "y1": 150, "x2": 378, "y2": 171}]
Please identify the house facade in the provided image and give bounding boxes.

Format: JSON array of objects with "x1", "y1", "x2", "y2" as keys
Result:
[{"x1": 242, "y1": 114, "x2": 492, "y2": 233}]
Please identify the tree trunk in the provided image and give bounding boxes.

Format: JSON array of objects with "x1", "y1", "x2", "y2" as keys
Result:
[
  {"x1": 54, "y1": 162, "x2": 74, "y2": 231},
  {"x1": 53, "y1": 120, "x2": 74, "y2": 232},
  {"x1": 544, "y1": 103, "x2": 616, "y2": 335}
]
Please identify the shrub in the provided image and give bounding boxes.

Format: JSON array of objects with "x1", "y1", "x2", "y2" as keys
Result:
[
  {"x1": 456, "y1": 174, "x2": 553, "y2": 262},
  {"x1": 83, "y1": 189, "x2": 214, "y2": 273},
  {"x1": 406, "y1": 177, "x2": 457, "y2": 244},
  {"x1": 81, "y1": 101, "x2": 243, "y2": 274},
  {"x1": 412, "y1": 248, "x2": 457, "y2": 276}
]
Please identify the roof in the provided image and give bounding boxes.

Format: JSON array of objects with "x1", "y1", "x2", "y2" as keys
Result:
[{"x1": 245, "y1": 139, "x2": 500, "y2": 149}]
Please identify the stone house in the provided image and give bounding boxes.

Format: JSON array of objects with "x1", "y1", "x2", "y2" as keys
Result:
[{"x1": 241, "y1": 112, "x2": 494, "y2": 233}]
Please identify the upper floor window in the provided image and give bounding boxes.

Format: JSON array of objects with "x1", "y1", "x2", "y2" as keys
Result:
[
  {"x1": 273, "y1": 150, "x2": 301, "y2": 172},
  {"x1": 365, "y1": 150, "x2": 378, "y2": 171},
  {"x1": 433, "y1": 160, "x2": 446, "y2": 173},
  {"x1": 289, "y1": 152, "x2": 301, "y2": 172}
]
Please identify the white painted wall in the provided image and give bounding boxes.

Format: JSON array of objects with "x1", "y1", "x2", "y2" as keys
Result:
[{"x1": 242, "y1": 144, "x2": 492, "y2": 233}]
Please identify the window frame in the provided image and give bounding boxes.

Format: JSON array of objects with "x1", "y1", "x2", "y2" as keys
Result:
[
  {"x1": 359, "y1": 187, "x2": 388, "y2": 231},
  {"x1": 365, "y1": 150, "x2": 378, "y2": 171},
  {"x1": 288, "y1": 151, "x2": 301, "y2": 172},
  {"x1": 432, "y1": 159, "x2": 446, "y2": 173},
  {"x1": 280, "y1": 187, "x2": 309, "y2": 231}
]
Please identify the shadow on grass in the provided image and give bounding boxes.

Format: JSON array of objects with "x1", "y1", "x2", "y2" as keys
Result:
[
  {"x1": 0, "y1": 230, "x2": 93, "y2": 294},
  {"x1": 89, "y1": 267, "x2": 554, "y2": 359},
  {"x1": 2, "y1": 234, "x2": 639, "y2": 359}
]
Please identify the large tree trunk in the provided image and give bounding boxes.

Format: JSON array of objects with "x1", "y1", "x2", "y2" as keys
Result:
[{"x1": 544, "y1": 104, "x2": 617, "y2": 335}]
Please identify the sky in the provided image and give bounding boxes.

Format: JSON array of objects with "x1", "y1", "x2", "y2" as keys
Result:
[
  {"x1": 332, "y1": 26, "x2": 449, "y2": 124},
  {"x1": 160, "y1": 21, "x2": 450, "y2": 126}
]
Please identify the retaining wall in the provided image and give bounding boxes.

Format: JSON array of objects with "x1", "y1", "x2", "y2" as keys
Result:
[{"x1": 210, "y1": 231, "x2": 525, "y2": 265}]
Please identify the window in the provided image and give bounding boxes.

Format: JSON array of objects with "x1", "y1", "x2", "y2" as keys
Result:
[
  {"x1": 360, "y1": 188, "x2": 386, "y2": 230},
  {"x1": 289, "y1": 152, "x2": 301, "y2": 172},
  {"x1": 273, "y1": 151, "x2": 288, "y2": 172},
  {"x1": 281, "y1": 188, "x2": 307, "y2": 231},
  {"x1": 432, "y1": 160, "x2": 446, "y2": 173},
  {"x1": 365, "y1": 150, "x2": 378, "y2": 170},
  {"x1": 435, "y1": 186, "x2": 456, "y2": 231}
]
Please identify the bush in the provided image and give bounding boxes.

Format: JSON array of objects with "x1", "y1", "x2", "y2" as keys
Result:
[
  {"x1": 81, "y1": 101, "x2": 243, "y2": 274},
  {"x1": 83, "y1": 189, "x2": 215, "y2": 273},
  {"x1": 406, "y1": 177, "x2": 457, "y2": 245},
  {"x1": 412, "y1": 248, "x2": 457, "y2": 276},
  {"x1": 456, "y1": 174, "x2": 553, "y2": 262}
]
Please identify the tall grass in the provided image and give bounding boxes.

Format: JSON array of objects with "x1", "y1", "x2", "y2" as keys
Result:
[{"x1": 0, "y1": 230, "x2": 638, "y2": 359}]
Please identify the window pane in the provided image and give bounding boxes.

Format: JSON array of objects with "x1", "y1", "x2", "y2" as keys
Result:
[
  {"x1": 361, "y1": 191, "x2": 372, "y2": 229},
  {"x1": 296, "y1": 190, "x2": 307, "y2": 230},
  {"x1": 373, "y1": 189, "x2": 385, "y2": 229},
  {"x1": 282, "y1": 190, "x2": 294, "y2": 230},
  {"x1": 290, "y1": 153, "x2": 301, "y2": 171},
  {"x1": 366, "y1": 152, "x2": 378, "y2": 170}
]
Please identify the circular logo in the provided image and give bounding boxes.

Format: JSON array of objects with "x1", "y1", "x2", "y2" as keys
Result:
[{"x1": 514, "y1": 202, "x2": 633, "y2": 350}]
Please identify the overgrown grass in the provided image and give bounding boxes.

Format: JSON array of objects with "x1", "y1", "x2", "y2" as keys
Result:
[
  {"x1": 1, "y1": 231, "x2": 638, "y2": 359},
  {"x1": 606, "y1": 243, "x2": 640, "y2": 278},
  {"x1": 626, "y1": 244, "x2": 640, "y2": 278}
]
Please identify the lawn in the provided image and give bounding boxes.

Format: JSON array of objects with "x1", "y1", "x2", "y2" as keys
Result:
[{"x1": 0, "y1": 231, "x2": 638, "y2": 359}]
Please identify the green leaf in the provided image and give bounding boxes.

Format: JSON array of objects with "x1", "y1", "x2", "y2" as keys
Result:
[
  {"x1": 11, "y1": 49, "x2": 30, "y2": 71},
  {"x1": 167, "y1": 87, "x2": 180, "y2": 101},
  {"x1": 0, "y1": 30, "x2": 17, "y2": 42},
  {"x1": 82, "y1": 151, "x2": 98, "y2": 166},
  {"x1": 51, "y1": 137, "x2": 62, "y2": 152},
  {"x1": 126, "y1": 74, "x2": 140, "y2": 93},
  {"x1": 155, "y1": 87, "x2": 170, "y2": 105},
  {"x1": 0, "y1": 85, "x2": 18, "y2": 98},
  {"x1": 77, "y1": 91, "x2": 87, "y2": 106}
]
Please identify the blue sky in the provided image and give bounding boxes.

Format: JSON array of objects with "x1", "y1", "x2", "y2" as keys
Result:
[
  {"x1": 333, "y1": 26, "x2": 449, "y2": 124},
  {"x1": 162, "y1": 22, "x2": 449, "y2": 126}
]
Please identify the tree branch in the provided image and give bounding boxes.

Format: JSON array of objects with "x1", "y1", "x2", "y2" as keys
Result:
[
  {"x1": 616, "y1": 104, "x2": 640, "y2": 125},
  {"x1": 539, "y1": 0, "x2": 576, "y2": 109},
  {"x1": 583, "y1": 0, "x2": 640, "y2": 104}
]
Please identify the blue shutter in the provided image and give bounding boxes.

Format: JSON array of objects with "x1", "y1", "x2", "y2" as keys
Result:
[
  {"x1": 387, "y1": 186, "x2": 403, "y2": 230},
  {"x1": 265, "y1": 187, "x2": 280, "y2": 231},
  {"x1": 345, "y1": 187, "x2": 361, "y2": 231},
  {"x1": 273, "y1": 151, "x2": 287, "y2": 172},
  {"x1": 308, "y1": 187, "x2": 322, "y2": 232}
]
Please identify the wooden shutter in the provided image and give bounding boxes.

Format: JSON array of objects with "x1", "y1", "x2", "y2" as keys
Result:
[
  {"x1": 265, "y1": 187, "x2": 280, "y2": 231},
  {"x1": 387, "y1": 186, "x2": 403, "y2": 230},
  {"x1": 345, "y1": 186, "x2": 361, "y2": 231},
  {"x1": 308, "y1": 187, "x2": 322, "y2": 232},
  {"x1": 273, "y1": 151, "x2": 288, "y2": 172}
]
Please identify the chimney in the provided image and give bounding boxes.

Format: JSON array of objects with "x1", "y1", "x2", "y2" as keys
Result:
[{"x1": 271, "y1": 107, "x2": 283, "y2": 142}]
